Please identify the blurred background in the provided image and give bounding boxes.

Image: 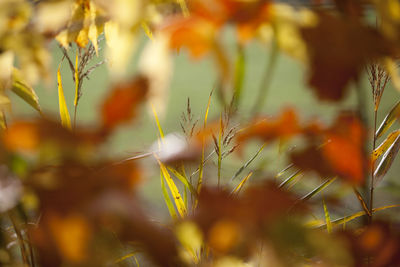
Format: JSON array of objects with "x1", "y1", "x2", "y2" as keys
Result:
[{"x1": 8, "y1": 27, "x2": 400, "y2": 218}]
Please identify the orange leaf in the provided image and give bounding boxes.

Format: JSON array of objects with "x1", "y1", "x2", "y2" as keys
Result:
[
  {"x1": 3, "y1": 121, "x2": 39, "y2": 152},
  {"x1": 101, "y1": 75, "x2": 148, "y2": 130}
]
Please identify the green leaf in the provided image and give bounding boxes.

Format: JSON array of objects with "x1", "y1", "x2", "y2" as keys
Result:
[
  {"x1": 57, "y1": 66, "x2": 72, "y2": 130},
  {"x1": 374, "y1": 133, "x2": 400, "y2": 185},
  {"x1": 11, "y1": 68, "x2": 41, "y2": 113},
  {"x1": 376, "y1": 100, "x2": 400, "y2": 138}
]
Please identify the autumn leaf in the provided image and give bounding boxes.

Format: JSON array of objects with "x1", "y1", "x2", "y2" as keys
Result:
[
  {"x1": 3, "y1": 121, "x2": 39, "y2": 152},
  {"x1": 101, "y1": 75, "x2": 149, "y2": 130},
  {"x1": 236, "y1": 108, "x2": 301, "y2": 144},
  {"x1": 164, "y1": 16, "x2": 218, "y2": 59},
  {"x1": 301, "y1": 12, "x2": 393, "y2": 101}
]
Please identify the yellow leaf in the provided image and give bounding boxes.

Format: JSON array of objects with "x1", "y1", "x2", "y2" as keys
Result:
[
  {"x1": 11, "y1": 68, "x2": 41, "y2": 112},
  {"x1": 57, "y1": 66, "x2": 72, "y2": 130}
]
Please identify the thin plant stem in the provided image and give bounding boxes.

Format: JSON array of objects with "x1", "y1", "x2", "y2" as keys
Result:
[
  {"x1": 8, "y1": 211, "x2": 29, "y2": 266},
  {"x1": 251, "y1": 39, "x2": 278, "y2": 114},
  {"x1": 370, "y1": 109, "x2": 378, "y2": 222}
]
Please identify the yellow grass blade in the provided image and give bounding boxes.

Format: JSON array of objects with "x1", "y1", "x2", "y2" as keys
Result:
[
  {"x1": 160, "y1": 170, "x2": 178, "y2": 220},
  {"x1": 151, "y1": 102, "x2": 164, "y2": 139},
  {"x1": 167, "y1": 166, "x2": 197, "y2": 197},
  {"x1": 232, "y1": 172, "x2": 253, "y2": 195},
  {"x1": 57, "y1": 65, "x2": 71, "y2": 130},
  {"x1": 157, "y1": 157, "x2": 187, "y2": 218},
  {"x1": 322, "y1": 199, "x2": 332, "y2": 234},
  {"x1": 312, "y1": 204, "x2": 400, "y2": 229},
  {"x1": 373, "y1": 130, "x2": 400, "y2": 162}
]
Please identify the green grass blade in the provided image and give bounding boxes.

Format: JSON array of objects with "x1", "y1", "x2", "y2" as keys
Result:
[
  {"x1": 230, "y1": 142, "x2": 267, "y2": 182},
  {"x1": 301, "y1": 177, "x2": 337, "y2": 202}
]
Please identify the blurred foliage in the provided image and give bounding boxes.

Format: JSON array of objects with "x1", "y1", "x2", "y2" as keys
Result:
[{"x1": 1, "y1": 0, "x2": 400, "y2": 266}]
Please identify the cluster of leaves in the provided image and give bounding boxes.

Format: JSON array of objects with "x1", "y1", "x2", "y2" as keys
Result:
[{"x1": 2, "y1": 0, "x2": 400, "y2": 266}]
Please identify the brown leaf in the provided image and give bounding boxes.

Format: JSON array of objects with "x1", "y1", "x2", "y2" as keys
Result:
[
  {"x1": 301, "y1": 12, "x2": 393, "y2": 101},
  {"x1": 193, "y1": 181, "x2": 306, "y2": 256}
]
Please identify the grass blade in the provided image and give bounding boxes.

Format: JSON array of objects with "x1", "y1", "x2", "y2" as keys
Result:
[
  {"x1": 301, "y1": 177, "x2": 337, "y2": 202},
  {"x1": 167, "y1": 166, "x2": 197, "y2": 197},
  {"x1": 57, "y1": 65, "x2": 72, "y2": 130},
  {"x1": 230, "y1": 142, "x2": 267, "y2": 182},
  {"x1": 372, "y1": 129, "x2": 400, "y2": 163},
  {"x1": 275, "y1": 163, "x2": 294, "y2": 179},
  {"x1": 278, "y1": 170, "x2": 302, "y2": 188},
  {"x1": 374, "y1": 133, "x2": 400, "y2": 185},
  {"x1": 376, "y1": 100, "x2": 400, "y2": 138},
  {"x1": 157, "y1": 158, "x2": 187, "y2": 218},
  {"x1": 352, "y1": 187, "x2": 371, "y2": 217},
  {"x1": 160, "y1": 170, "x2": 178, "y2": 220},
  {"x1": 231, "y1": 172, "x2": 253, "y2": 195},
  {"x1": 314, "y1": 204, "x2": 400, "y2": 229},
  {"x1": 322, "y1": 199, "x2": 332, "y2": 233},
  {"x1": 115, "y1": 252, "x2": 140, "y2": 266},
  {"x1": 151, "y1": 102, "x2": 165, "y2": 139}
]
